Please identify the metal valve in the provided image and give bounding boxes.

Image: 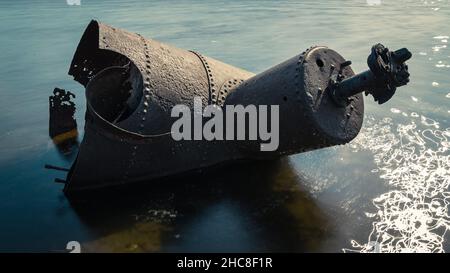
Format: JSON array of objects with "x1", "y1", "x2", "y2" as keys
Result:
[{"x1": 330, "y1": 43, "x2": 412, "y2": 106}]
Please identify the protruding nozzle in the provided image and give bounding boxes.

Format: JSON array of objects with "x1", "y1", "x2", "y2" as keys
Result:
[{"x1": 330, "y1": 43, "x2": 412, "y2": 106}]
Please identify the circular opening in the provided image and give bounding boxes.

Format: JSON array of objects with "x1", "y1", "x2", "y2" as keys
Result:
[
  {"x1": 316, "y1": 59, "x2": 324, "y2": 68},
  {"x1": 86, "y1": 65, "x2": 143, "y2": 124}
]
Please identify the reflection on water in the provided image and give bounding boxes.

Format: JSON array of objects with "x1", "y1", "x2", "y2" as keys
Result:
[
  {"x1": 70, "y1": 159, "x2": 331, "y2": 252},
  {"x1": 0, "y1": 0, "x2": 449, "y2": 252}
]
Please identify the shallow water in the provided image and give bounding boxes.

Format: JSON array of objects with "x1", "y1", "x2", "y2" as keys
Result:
[{"x1": 0, "y1": 0, "x2": 449, "y2": 252}]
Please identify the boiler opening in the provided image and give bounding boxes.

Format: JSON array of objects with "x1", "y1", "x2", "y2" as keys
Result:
[{"x1": 85, "y1": 64, "x2": 143, "y2": 124}]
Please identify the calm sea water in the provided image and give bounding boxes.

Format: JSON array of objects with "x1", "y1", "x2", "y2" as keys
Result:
[{"x1": 0, "y1": 0, "x2": 449, "y2": 252}]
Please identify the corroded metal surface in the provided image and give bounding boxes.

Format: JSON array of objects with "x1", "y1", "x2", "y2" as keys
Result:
[
  {"x1": 49, "y1": 87, "x2": 78, "y2": 156},
  {"x1": 330, "y1": 44, "x2": 411, "y2": 105},
  {"x1": 63, "y1": 20, "x2": 410, "y2": 193},
  {"x1": 69, "y1": 21, "x2": 253, "y2": 135},
  {"x1": 225, "y1": 46, "x2": 364, "y2": 157},
  {"x1": 66, "y1": 21, "x2": 254, "y2": 192}
]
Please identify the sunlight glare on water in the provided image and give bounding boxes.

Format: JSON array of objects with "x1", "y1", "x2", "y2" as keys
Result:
[{"x1": 344, "y1": 116, "x2": 449, "y2": 253}]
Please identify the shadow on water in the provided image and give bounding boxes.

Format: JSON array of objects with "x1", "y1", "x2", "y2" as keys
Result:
[{"x1": 67, "y1": 158, "x2": 332, "y2": 252}]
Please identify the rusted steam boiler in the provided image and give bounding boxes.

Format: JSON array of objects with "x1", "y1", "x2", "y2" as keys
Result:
[{"x1": 61, "y1": 20, "x2": 411, "y2": 193}]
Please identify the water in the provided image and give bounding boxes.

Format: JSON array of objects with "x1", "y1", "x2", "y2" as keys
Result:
[{"x1": 0, "y1": 0, "x2": 449, "y2": 252}]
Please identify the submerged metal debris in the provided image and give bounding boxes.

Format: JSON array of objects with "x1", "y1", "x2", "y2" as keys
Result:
[
  {"x1": 61, "y1": 20, "x2": 411, "y2": 193},
  {"x1": 49, "y1": 87, "x2": 78, "y2": 156}
]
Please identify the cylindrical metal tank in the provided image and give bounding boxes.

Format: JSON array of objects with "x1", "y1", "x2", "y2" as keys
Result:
[
  {"x1": 63, "y1": 20, "x2": 410, "y2": 193},
  {"x1": 224, "y1": 46, "x2": 363, "y2": 158}
]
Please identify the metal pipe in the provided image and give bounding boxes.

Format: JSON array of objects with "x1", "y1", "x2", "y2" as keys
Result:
[
  {"x1": 45, "y1": 164, "x2": 70, "y2": 172},
  {"x1": 330, "y1": 70, "x2": 375, "y2": 106}
]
